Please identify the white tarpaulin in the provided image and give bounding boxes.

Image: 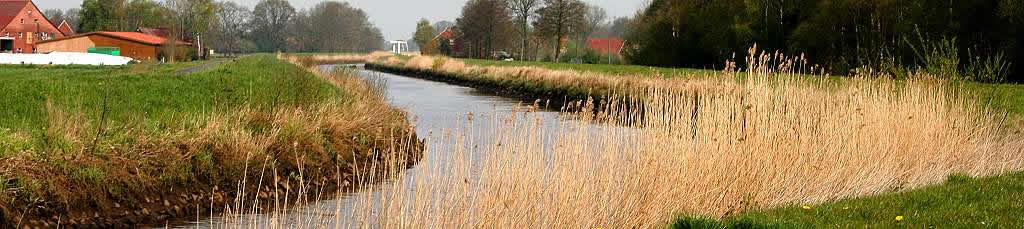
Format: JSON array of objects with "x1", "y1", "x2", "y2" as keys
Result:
[{"x1": 0, "y1": 52, "x2": 134, "y2": 66}]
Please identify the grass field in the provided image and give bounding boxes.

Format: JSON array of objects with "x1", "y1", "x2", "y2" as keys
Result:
[
  {"x1": 0, "y1": 55, "x2": 418, "y2": 226},
  {"x1": 672, "y1": 171, "x2": 1024, "y2": 228}
]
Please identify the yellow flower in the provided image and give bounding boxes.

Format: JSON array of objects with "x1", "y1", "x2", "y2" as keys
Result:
[
  {"x1": 802, "y1": 205, "x2": 812, "y2": 210},
  {"x1": 895, "y1": 216, "x2": 904, "y2": 221}
]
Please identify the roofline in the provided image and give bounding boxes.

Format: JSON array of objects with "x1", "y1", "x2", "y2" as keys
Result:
[
  {"x1": 56, "y1": 20, "x2": 73, "y2": 35},
  {"x1": 36, "y1": 31, "x2": 193, "y2": 46}
]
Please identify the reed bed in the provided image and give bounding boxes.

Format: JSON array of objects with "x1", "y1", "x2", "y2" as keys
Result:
[
  {"x1": 210, "y1": 51, "x2": 1024, "y2": 228},
  {"x1": 339, "y1": 57, "x2": 1019, "y2": 228}
]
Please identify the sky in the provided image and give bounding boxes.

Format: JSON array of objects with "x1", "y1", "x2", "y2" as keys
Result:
[{"x1": 32, "y1": 0, "x2": 647, "y2": 41}]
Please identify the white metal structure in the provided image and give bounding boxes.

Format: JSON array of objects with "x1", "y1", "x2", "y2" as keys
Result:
[
  {"x1": 0, "y1": 52, "x2": 134, "y2": 65},
  {"x1": 389, "y1": 40, "x2": 408, "y2": 54}
]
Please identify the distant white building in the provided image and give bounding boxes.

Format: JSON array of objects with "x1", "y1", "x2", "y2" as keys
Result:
[{"x1": 389, "y1": 40, "x2": 408, "y2": 54}]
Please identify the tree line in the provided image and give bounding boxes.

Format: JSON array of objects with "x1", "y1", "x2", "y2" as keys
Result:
[
  {"x1": 625, "y1": 0, "x2": 1023, "y2": 83},
  {"x1": 413, "y1": 0, "x2": 626, "y2": 62},
  {"x1": 45, "y1": 0, "x2": 384, "y2": 55}
]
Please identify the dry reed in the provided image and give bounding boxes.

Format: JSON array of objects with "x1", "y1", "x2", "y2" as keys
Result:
[{"x1": 208, "y1": 51, "x2": 1023, "y2": 228}]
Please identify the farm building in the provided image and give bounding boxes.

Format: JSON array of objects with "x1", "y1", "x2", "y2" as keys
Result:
[
  {"x1": 36, "y1": 31, "x2": 192, "y2": 61},
  {"x1": 0, "y1": 0, "x2": 70, "y2": 53},
  {"x1": 586, "y1": 38, "x2": 625, "y2": 56}
]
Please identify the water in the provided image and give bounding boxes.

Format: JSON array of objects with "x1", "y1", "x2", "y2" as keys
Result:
[{"x1": 181, "y1": 65, "x2": 629, "y2": 228}]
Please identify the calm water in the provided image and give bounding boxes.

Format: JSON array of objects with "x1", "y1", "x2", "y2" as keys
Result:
[{"x1": 180, "y1": 65, "x2": 629, "y2": 228}]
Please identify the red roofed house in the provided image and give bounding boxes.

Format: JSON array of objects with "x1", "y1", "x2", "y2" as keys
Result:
[
  {"x1": 36, "y1": 31, "x2": 193, "y2": 61},
  {"x1": 0, "y1": 0, "x2": 66, "y2": 53},
  {"x1": 137, "y1": 27, "x2": 172, "y2": 39},
  {"x1": 586, "y1": 38, "x2": 625, "y2": 56}
]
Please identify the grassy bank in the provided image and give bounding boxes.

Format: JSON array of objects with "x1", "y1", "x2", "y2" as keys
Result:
[
  {"x1": 459, "y1": 58, "x2": 1024, "y2": 116},
  {"x1": 672, "y1": 171, "x2": 1024, "y2": 228},
  {"x1": 0, "y1": 55, "x2": 420, "y2": 227}
]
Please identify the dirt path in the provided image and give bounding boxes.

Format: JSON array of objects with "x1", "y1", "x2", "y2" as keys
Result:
[{"x1": 175, "y1": 58, "x2": 233, "y2": 75}]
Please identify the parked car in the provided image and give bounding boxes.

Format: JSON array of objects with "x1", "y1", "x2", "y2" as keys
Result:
[{"x1": 492, "y1": 51, "x2": 514, "y2": 61}]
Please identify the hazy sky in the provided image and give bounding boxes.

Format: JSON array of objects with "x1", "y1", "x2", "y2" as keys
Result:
[{"x1": 32, "y1": 0, "x2": 646, "y2": 40}]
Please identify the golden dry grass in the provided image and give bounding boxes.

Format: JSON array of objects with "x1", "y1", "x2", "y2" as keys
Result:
[{"x1": 210, "y1": 52, "x2": 1023, "y2": 228}]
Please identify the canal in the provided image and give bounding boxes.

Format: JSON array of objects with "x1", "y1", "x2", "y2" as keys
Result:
[{"x1": 182, "y1": 65, "x2": 631, "y2": 227}]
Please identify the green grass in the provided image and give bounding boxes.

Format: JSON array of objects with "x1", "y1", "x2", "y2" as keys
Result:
[
  {"x1": 0, "y1": 55, "x2": 385, "y2": 225},
  {"x1": 0, "y1": 55, "x2": 342, "y2": 145},
  {"x1": 671, "y1": 171, "x2": 1024, "y2": 228}
]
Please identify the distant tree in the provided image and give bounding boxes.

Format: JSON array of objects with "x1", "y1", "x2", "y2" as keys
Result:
[
  {"x1": 534, "y1": 0, "x2": 586, "y2": 61},
  {"x1": 624, "y1": 0, "x2": 748, "y2": 68},
  {"x1": 165, "y1": 0, "x2": 217, "y2": 58},
  {"x1": 413, "y1": 18, "x2": 435, "y2": 53},
  {"x1": 456, "y1": 0, "x2": 513, "y2": 58},
  {"x1": 607, "y1": 17, "x2": 631, "y2": 38},
  {"x1": 211, "y1": 1, "x2": 250, "y2": 55},
  {"x1": 78, "y1": 0, "x2": 126, "y2": 32},
  {"x1": 126, "y1": 0, "x2": 170, "y2": 30},
  {"x1": 507, "y1": 0, "x2": 540, "y2": 60},
  {"x1": 581, "y1": 4, "x2": 606, "y2": 39},
  {"x1": 301, "y1": 1, "x2": 383, "y2": 52},
  {"x1": 251, "y1": 0, "x2": 295, "y2": 52},
  {"x1": 43, "y1": 9, "x2": 64, "y2": 24},
  {"x1": 288, "y1": 10, "x2": 315, "y2": 52}
]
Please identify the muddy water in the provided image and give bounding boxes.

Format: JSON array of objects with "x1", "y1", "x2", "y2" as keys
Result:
[{"x1": 180, "y1": 65, "x2": 631, "y2": 228}]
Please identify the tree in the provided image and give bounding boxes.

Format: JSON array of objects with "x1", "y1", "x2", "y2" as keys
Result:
[
  {"x1": 78, "y1": 0, "x2": 126, "y2": 32},
  {"x1": 126, "y1": 0, "x2": 170, "y2": 30},
  {"x1": 302, "y1": 1, "x2": 383, "y2": 52},
  {"x1": 607, "y1": 17, "x2": 631, "y2": 38},
  {"x1": 456, "y1": 0, "x2": 513, "y2": 58},
  {"x1": 507, "y1": 0, "x2": 540, "y2": 60},
  {"x1": 534, "y1": 0, "x2": 586, "y2": 61},
  {"x1": 44, "y1": 8, "x2": 82, "y2": 32},
  {"x1": 211, "y1": 1, "x2": 250, "y2": 55},
  {"x1": 251, "y1": 0, "x2": 296, "y2": 52},
  {"x1": 413, "y1": 18, "x2": 435, "y2": 54},
  {"x1": 164, "y1": 0, "x2": 217, "y2": 58}
]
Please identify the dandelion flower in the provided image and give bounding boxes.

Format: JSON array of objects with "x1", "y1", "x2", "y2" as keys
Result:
[
  {"x1": 896, "y1": 216, "x2": 904, "y2": 221},
  {"x1": 802, "y1": 205, "x2": 812, "y2": 210}
]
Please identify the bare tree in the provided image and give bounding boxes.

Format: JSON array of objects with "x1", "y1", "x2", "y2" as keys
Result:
[
  {"x1": 213, "y1": 1, "x2": 249, "y2": 55},
  {"x1": 456, "y1": 0, "x2": 514, "y2": 58},
  {"x1": 534, "y1": 0, "x2": 586, "y2": 61},
  {"x1": 251, "y1": 0, "x2": 295, "y2": 52},
  {"x1": 507, "y1": 0, "x2": 540, "y2": 60}
]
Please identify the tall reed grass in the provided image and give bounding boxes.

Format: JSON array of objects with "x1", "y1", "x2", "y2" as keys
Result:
[{"x1": 217, "y1": 51, "x2": 1022, "y2": 228}]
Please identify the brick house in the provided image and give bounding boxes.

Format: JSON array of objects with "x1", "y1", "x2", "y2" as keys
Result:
[{"x1": 0, "y1": 0, "x2": 66, "y2": 53}]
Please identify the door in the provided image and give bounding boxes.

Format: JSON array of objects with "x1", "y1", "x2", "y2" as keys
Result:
[{"x1": 0, "y1": 39, "x2": 12, "y2": 52}]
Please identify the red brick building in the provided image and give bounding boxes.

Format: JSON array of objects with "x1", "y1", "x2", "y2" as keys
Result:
[
  {"x1": 586, "y1": 38, "x2": 625, "y2": 56},
  {"x1": 0, "y1": 0, "x2": 66, "y2": 53}
]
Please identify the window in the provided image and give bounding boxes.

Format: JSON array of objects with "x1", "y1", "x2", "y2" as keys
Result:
[
  {"x1": 20, "y1": 19, "x2": 24, "y2": 24},
  {"x1": 16, "y1": 48, "x2": 22, "y2": 53},
  {"x1": 18, "y1": 32, "x2": 23, "y2": 38},
  {"x1": 34, "y1": 19, "x2": 38, "y2": 23}
]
